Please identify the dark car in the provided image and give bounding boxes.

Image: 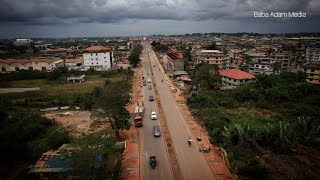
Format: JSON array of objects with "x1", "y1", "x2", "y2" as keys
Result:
[
  {"x1": 149, "y1": 95, "x2": 154, "y2": 101},
  {"x1": 153, "y1": 126, "x2": 161, "y2": 137},
  {"x1": 148, "y1": 86, "x2": 152, "y2": 90}
]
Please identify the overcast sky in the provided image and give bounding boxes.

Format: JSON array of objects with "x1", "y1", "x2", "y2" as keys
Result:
[{"x1": 0, "y1": 0, "x2": 319, "y2": 38}]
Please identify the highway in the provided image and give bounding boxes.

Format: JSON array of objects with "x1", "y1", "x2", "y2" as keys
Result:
[
  {"x1": 139, "y1": 45, "x2": 174, "y2": 180},
  {"x1": 143, "y1": 42, "x2": 216, "y2": 180}
]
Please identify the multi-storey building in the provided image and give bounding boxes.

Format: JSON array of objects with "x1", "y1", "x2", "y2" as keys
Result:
[
  {"x1": 305, "y1": 48, "x2": 320, "y2": 63},
  {"x1": 193, "y1": 49, "x2": 229, "y2": 69},
  {"x1": 270, "y1": 52, "x2": 291, "y2": 71},
  {"x1": 304, "y1": 63, "x2": 320, "y2": 84},
  {"x1": 250, "y1": 57, "x2": 273, "y2": 75},
  {"x1": 220, "y1": 69, "x2": 255, "y2": 88},
  {"x1": 83, "y1": 45, "x2": 113, "y2": 71}
]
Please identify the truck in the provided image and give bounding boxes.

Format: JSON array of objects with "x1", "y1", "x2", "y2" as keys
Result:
[{"x1": 134, "y1": 106, "x2": 144, "y2": 127}]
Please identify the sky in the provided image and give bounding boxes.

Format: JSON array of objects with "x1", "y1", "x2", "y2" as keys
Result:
[{"x1": 0, "y1": 0, "x2": 320, "y2": 38}]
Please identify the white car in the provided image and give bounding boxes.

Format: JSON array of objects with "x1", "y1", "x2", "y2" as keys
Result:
[
  {"x1": 147, "y1": 78, "x2": 151, "y2": 83},
  {"x1": 151, "y1": 111, "x2": 157, "y2": 120}
]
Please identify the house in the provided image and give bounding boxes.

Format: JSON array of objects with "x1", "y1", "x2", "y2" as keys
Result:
[
  {"x1": 219, "y1": 69, "x2": 255, "y2": 88},
  {"x1": 83, "y1": 45, "x2": 113, "y2": 71},
  {"x1": 193, "y1": 49, "x2": 229, "y2": 69},
  {"x1": 163, "y1": 51, "x2": 184, "y2": 73},
  {"x1": 65, "y1": 58, "x2": 84, "y2": 70},
  {"x1": 0, "y1": 58, "x2": 64, "y2": 72},
  {"x1": 304, "y1": 63, "x2": 320, "y2": 84}
]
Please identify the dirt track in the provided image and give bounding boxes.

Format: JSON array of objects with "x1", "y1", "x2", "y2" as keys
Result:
[{"x1": 0, "y1": 87, "x2": 40, "y2": 94}]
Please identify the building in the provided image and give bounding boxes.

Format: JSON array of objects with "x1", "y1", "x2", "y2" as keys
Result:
[
  {"x1": 193, "y1": 49, "x2": 229, "y2": 69},
  {"x1": 305, "y1": 48, "x2": 320, "y2": 63},
  {"x1": 49, "y1": 60, "x2": 65, "y2": 70},
  {"x1": 0, "y1": 58, "x2": 64, "y2": 72},
  {"x1": 270, "y1": 52, "x2": 291, "y2": 71},
  {"x1": 65, "y1": 58, "x2": 84, "y2": 70},
  {"x1": 66, "y1": 75, "x2": 85, "y2": 83},
  {"x1": 220, "y1": 69, "x2": 255, "y2": 88},
  {"x1": 83, "y1": 45, "x2": 113, "y2": 71},
  {"x1": 250, "y1": 57, "x2": 273, "y2": 75},
  {"x1": 304, "y1": 63, "x2": 320, "y2": 84},
  {"x1": 163, "y1": 51, "x2": 184, "y2": 73},
  {"x1": 14, "y1": 39, "x2": 31, "y2": 46}
]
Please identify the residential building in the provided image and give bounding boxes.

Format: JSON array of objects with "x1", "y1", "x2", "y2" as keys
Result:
[
  {"x1": 0, "y1": 58, "x2": 64, "y2": 72},
  {"x1": 250, "y1": 57, "x2": 273, "y2": 75},
  {"x1": 270, "y1": 52, "x2": 291, "y2": 71},
  {"x1": 304, "y1": 63, "x2": 320, "y2": 84},
  {"x1": 220, "y1": 69, "x2": 255, "y2": 88},
  {"x1": 305, "y1": 48, "x2": 320, "y2": 63},
  {"x1": 83, "y1": 45, "x2": 113, "y2": 71},
  {"x1": 193, "y1": 49, "x2": 229, "y2": 69}
]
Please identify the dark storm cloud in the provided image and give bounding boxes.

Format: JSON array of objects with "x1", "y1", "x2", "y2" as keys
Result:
[{"x1": 0, "y1": 0, "x2": 319, "y2": 25}]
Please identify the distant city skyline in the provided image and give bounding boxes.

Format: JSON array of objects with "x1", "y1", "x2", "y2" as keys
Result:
[{"x1": 0, "y1": 0, "x2": 320, "y2": 38}]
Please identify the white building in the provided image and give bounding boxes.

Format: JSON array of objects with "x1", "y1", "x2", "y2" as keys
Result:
[
  {"x1": 49, "y1": 60, "x2": 65, "y2": 70},
  {"x1": 220, "y1": 69, "x2": 255, "y2": 88},
  {"x1": 14, "y1": 39, "x2": 31, "y2": 46},
  {"x1": 83, "y1": 45, "x2": 113, "y2": 71},
  {"x1": 65, "y1": 58, "x2": 84, "y2": 70},
  {"x1": 306, "y1": 48, "x2": 320, "y2": 63}
]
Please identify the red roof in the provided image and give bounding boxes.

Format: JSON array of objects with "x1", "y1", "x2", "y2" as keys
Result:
[
  {"x1": 219, "y1": 69, "x2": 255, "y2": 80},
  {"x1": 83, "y1": 45, "x2": 111, "y2": 52}
]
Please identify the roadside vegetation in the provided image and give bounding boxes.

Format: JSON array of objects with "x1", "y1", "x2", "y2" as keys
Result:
[
  {"x1": 129, "y1": 44, "x2": 143, "y2": 67},
  {"x1": 187, "y1": 63, "x2": 320, "y2": 179},
  {"x1": 0, "y1": 68, "x2": 133, "y2": 179}
]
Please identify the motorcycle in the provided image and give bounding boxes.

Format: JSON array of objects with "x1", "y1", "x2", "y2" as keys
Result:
[{"x1": 188, "y1": 138, "x2": 192, "y2": 146}]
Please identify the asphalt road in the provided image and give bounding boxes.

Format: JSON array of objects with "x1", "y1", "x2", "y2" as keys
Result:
[
  {"x1": 144, "y1": 43, "x2": 216, "y2": 180},
  {"x1": 140, "y1": 46, "x2": 174, "y2": 180}
]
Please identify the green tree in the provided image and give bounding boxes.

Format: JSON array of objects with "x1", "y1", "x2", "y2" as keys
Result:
[{"x1": 194, "y1": 63, "x2": 221, "y2": 90}]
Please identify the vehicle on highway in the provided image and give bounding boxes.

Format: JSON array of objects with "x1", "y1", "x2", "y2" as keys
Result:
[
  {"x1": 143, "y1": 81, "x2": 146, "y2": 86},
  {"x1": 148, "y1": 86, "x2": 152, "y2": 90},
  {"x1": 153, "y1": 126, "x2": 161, "y2": 137},
  {"x1": 147, "y1": 78, "x2": 151, "y2": 83},
  {"x1": 134, "y1": 106, "x2": 144, "y2": 127},
  {"x1": 149, "y1": 95, "x2": 154, "y2": 101},
  {"x1": 188, "y1": 137, "x2": 192, "y2": 146},
  {"x1": 150, "y1": 156, "x2": 156, "y2": 169},
  {"x1": 151, "y1": 111, "x2": 157, "y2": 120}
]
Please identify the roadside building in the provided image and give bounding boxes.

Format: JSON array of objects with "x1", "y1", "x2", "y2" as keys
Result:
[
  {"x1": 219, "y1": 69, "x2": 255, "y2": 88},
  {"x1": 163, "y1": 51, "x2": 184, "y2": 73},
  {"x1": 65, "y1": 58, "x2": 84, "y2": 70},
  {"x1": 193, "y1": 49, "x2": 229, "y2": 69},
  {"x1": 305, "y1": 48, "x2": 320, "y2": 63},
  {"x1": 83, "y1": 45, "x2": 113, "y2": 71},
  {"x1": 0, "y1": 58, "x2": 64, "y2": 72},
  {"x1": 304, "y1": 63, "x2": 320, "y2": 84}
]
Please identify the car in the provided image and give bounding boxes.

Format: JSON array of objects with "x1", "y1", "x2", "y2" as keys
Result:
[
  {"x1": 143, "y1": 81, "x2": 146, "y2": 86},
  {"x1": 147, "y1": 78, "x2": 151, "y2": 83},
  {"x1": 148, "y1": 86, "x2": 152, "y2": 90},
  {"x1": 151, "y1": 111, "x2": 157, "y2": 120},
  {"x1": 153, "y1": 126, "x2": 161, "y2": 137},
  {"x1": 149, "y1": 95, "x2": 154, "y2": 101}
]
